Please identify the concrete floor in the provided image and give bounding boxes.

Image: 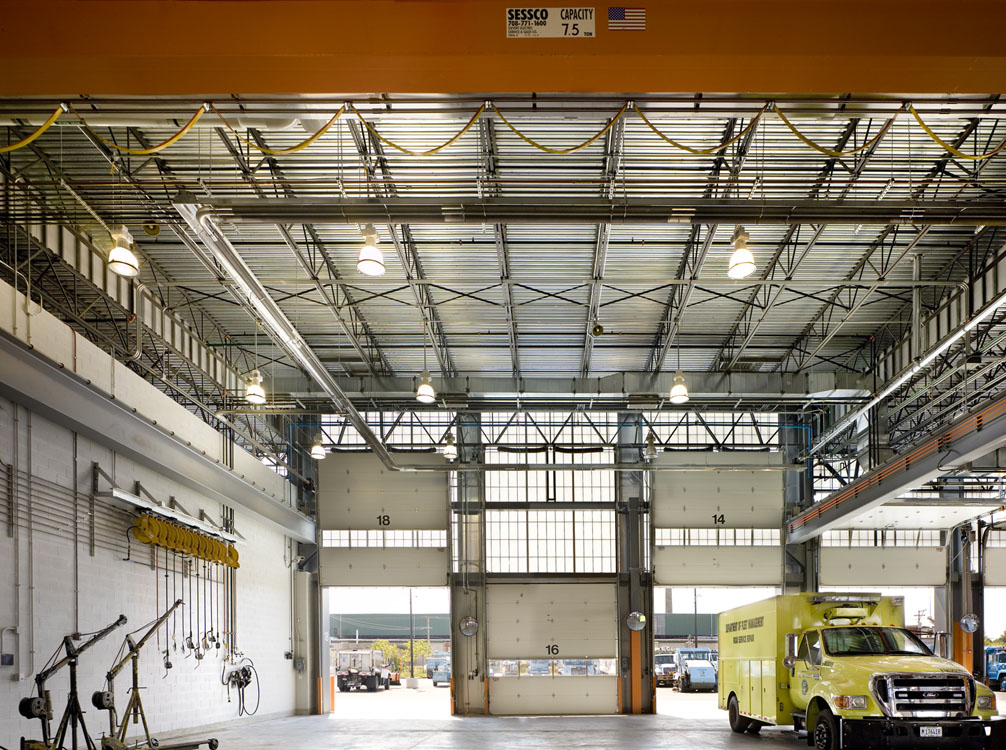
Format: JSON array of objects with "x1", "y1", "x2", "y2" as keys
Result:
[
  {"x1": 173, "y1": 683, "x2": 1006, "y2": 749},
  {"x1": 173, "y1": 684, "x2": 803, "y2": 749}
]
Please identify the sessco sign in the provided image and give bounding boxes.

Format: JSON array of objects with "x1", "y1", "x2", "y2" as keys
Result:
[{"x1": 506, "y1": 7, "x2": 596, "y2": 38}]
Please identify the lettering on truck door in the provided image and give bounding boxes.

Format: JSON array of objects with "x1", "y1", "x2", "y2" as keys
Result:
[{"x1": 790, "y1": 630, "x2": 822, "y2": 710}]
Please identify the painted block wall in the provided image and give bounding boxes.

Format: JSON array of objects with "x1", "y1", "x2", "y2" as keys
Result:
[{"x1": 0, "y1": 397, "x2": 298, "y2": 747}]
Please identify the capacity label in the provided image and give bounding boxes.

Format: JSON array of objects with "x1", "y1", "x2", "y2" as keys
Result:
[{"x1": 506, "y1": 7, "x2": 596, "y2": 38}]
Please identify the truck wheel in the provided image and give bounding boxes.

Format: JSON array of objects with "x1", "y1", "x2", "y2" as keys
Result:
[
  {"x1": 746, "y1": 721, "x2": 763, "y2": 734},
  {"x1": 728, "y1": 695, "x2": 751, "y2": 733},
  {"x1": 366, "y1": 675, "x2": 378, "y2": 692},
  {"x1": 991, "y1": 678, "x2": 1000, "y2": 692},
  {"x1": 813, "y1": 708, "x2": 838, "y2": 750}
]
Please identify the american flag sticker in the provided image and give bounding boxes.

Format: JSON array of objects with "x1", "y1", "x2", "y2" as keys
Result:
[{"x1": 608, "y1": 7, "x2": 646, "y2": 30}]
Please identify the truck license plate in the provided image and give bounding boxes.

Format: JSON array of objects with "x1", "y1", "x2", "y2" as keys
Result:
[{"x1": 919, "y1": 727, "x2": 943, "y2": 738}]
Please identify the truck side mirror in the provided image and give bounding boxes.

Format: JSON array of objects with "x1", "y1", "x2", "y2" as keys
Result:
[
  {"x1": 934, "y1": 631, "x2": 950, "y2": 659},
  {"x1": 783, "y1": 633, "x2": 799, "y2": 669}
]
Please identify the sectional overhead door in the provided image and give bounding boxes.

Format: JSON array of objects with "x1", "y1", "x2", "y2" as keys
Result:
[
  {"x1": 317, "y1": 454, "x2": 449, "y2": 587},
  {"x1": 651, "y1": 466, "x2": 785, "y2": 586},
  {"x1": 486, "y1": 582, "x2": 619, "y2": 715}
]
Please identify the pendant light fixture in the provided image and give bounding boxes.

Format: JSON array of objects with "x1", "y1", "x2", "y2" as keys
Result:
[
  {"x1": 644, "y1": 432, "x2": 658, "y2": 463},
  {"x1": 310, "y1": 435, "x2": 326, "y2": 460},
  {"x1": 416, "y1": 371, "x2": 436, "y2": 404},
  {"x1": 668, "y1": 333, "x2": 689, "y2": 405},
  {"x1": 441, "y1": 432, "x2": 458, "y2": 462},
  {"x1": 244, "y1": 369, "x2": 266, "y2": 405},
  {"x1": 669, "y1": 372, "x2": 690, "y2": 404},
  {"x1": 416, "y1": 321, "x2": 437, "y2": 404},
  {"x1": 108, "y1": 225, "x2": 140, "y2": 278},
  {"x1": 728, "y1": 226, "x2": 755, "y2": 280},
  {"x1": 356, "y1": 224, "x2": 385, "y2": 276}
]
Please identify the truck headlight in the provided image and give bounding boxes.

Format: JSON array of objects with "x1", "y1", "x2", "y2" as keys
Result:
[
  {"x1": 834, "y1": 695, "x2": 869, "y2": 710},
  {"x1": 977, "y1": 694, "x2": 996, "y2": 710}
]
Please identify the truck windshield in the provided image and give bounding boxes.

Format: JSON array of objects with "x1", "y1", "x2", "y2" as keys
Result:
[
  {"x1": 822, "y1": 627, "x2": 932, "y2": 657},
  {"x1": 655, "y1": 655, "x2": 674, "y2": 664}
]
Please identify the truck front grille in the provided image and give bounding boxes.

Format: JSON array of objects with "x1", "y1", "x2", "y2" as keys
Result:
[{"x1": 872, "y1": 674, "x2": 973, "y2": 718}]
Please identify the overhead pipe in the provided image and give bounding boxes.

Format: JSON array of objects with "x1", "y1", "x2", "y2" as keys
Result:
[{"x1": 177, "y1": 203, "x2": 404, "y2": 471}]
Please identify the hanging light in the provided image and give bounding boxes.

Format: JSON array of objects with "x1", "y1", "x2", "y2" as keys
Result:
[
  {"x1": 644, "y1": 433, "x2": 658, "y2": 463},
  {"x1": 416, "y1": 370, "x2": 436, "y2": 404},
  {"x1": 310, "y1": 436, "x2": 326, "y2": 460},
  {"x1": 441, "y1": 433, "x2": 458, "y2": 462},
  {"x1": 108, "y1": 225, "x2": 140, "y2": 278},
  {"x1": 728, "y1": 226, "x2": 755, "y2": 280},
  {"x1": 244, "y1": 369, "x2": 266, "y2": 405},
  {"x1": 356, "y1": 224, "x2": 385, "y2": 276},
  {"x1": 669, "y1": 370, "x2": 689, "y2": 405}
]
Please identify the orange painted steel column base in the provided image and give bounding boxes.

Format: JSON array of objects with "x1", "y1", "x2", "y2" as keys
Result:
[
  {"x1": 630, "y1": 629, "x2": 642, "y2": 714},
  {"x1": 953, "y1": 624, "x2": 974, "y2": 672},
  {"x1": 330, "y1": 676, "x2": 335, "y2": 711}
]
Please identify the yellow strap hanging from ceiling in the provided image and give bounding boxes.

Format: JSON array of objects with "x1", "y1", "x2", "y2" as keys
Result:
[
  {"x1": 210, "y1": 103, "x2": 345, "y2": 155},
  {"x1": 909, "y1": 104, "x2": 1006, "y2": 161},
  {"x1": 772, "y1": 103, "x2": 903, "y2": 158},
  {"x1": 633, "y1": 102, "x2": 767, "y2": 155},
  {"x1": 68, "y1": 103, "x2": 206, "y2": 155},
  {"x1": 0, "y1": 105, "x2": 64, "y2": 153},
  {"x1": 349, "y1": 102, "x2": 485, "y2": 156},
  {"x1": 490, "y1": 102, "x2": 626, "y2": 155}
]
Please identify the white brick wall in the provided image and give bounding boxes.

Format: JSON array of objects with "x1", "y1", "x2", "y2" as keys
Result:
[{"x1": 0, "y1": 398, "x2": 296, "y2": 747}]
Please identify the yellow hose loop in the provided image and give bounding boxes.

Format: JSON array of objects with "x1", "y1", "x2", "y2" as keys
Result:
[
  {"x1": 215, "y1": 539, "x2": 226, "y2": 564},
  {"x1": 133, "y1": 515, "x2": 155, "y2": 545},
  {"x1": 350, "y1": 102, "x2": 486, "y2": 157},
  {"x1": 227, "y1": 544, "x2": 240, "y2": 569},
  {"x1": 633, "y1": 102, "x2": 767, "y2": 156},
  {"x1": 772, "y1": 103, "x2": 903, "y2": 158},
  {"x1": 909, "y1": 105, "x2": 1006, "y2": 161},
  {"x1": 180, "y1": 528, "x2": 192, "y2": 555},
  {"x1": 210, "y1": 103, "x2": 345, "y2": 155},
  {"x1": 153, "y1": 518, "x2": 167, "y2": 547},
  {"x1": 490, "y1": 102, "x2": 626, "y2": 155},
  {"x1": 0, "y1": 105, "x2": 64, "y2": 154},
  {"x1": 167, "y1": 523, "x2": 179, "y2": 552},
  {"x1": 67, "y1": 103, "x2": 206, "y2": 155}
]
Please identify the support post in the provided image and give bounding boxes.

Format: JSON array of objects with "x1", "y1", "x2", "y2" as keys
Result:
[
  {"x1": 450, "y1": 411, "x2": 487, "y2": 715},
  {"x1": 616, "y1": 412, "x2": 653, "y2": 714}
]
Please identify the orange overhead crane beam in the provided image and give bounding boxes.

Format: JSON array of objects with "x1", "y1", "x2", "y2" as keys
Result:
[{"x1": 2, "y1": 1, "x2": 1006, "y2": 95}]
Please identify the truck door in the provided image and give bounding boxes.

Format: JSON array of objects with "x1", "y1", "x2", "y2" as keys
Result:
[{"x1": 789, "y1": 630, "x2": 822, "y2": 711}]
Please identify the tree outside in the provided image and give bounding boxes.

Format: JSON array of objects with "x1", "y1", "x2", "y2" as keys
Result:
[{"x1": 370, "y1": 638, "x2": 434, "y2": 677}]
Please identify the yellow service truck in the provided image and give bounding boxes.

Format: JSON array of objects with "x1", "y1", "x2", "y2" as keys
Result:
[{"x1": 719, "y1": 593, "x2": 1004, "y2": 749}]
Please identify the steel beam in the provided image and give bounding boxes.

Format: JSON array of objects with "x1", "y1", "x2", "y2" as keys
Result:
[
  {"x1": 0, "y1": 330, "x2": 315, "y2": 542},
  {"x1": 716, "y1": 114, "x2": 890, "y2": 370},
  {"x1": 188, "y1": 197, "x2": 1006, "y2": 228},
  {"x1": 581, "y1": 117, "x2": 624, "y2": 376},
  {"x1": 787, "y1": 392, "x2": 1006, "y2": 544},
  {"x1": 274, "y1": 370, "x2": 865, "y2": 402},
  {"x1": 216, "y1": 127, "x2": 392, "y2": 377},
  {"x1": 347, "y1": 121, "x2": 457, "y2": 377},
  {"x1": 648, "y1": 117, "x2": 759, "y2": 372},
  {"x1": 478, "y1": 117, "x2": 520, "y2": 378},
  {"x1": 780, "y1": 109, "x2": 1000, "y2": 373}
]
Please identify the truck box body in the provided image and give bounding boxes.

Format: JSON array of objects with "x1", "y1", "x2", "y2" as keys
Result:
[
  {"x1": 336, "y1": 649, "x2": 391, "y2": 692},
  {"x1": 719, "y1": 593, "x2": 1004, "y2": 749}
]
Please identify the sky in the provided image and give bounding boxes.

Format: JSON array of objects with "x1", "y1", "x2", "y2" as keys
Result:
[{"x1": 329, "y1": 586, "x2": 1006, "y2": 638}]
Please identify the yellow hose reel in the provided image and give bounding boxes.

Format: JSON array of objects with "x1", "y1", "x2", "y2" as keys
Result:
[{"x1": 132, "y1": 514, "x2": 239, "y2": 568}]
